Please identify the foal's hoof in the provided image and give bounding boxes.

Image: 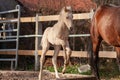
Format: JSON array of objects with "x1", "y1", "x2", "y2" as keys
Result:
[
  {"x1": 62, "y1": 71, "x2": 65, "y2": 74},
  {"x1": 56, "y1": 76, "x2": 60, "y2": 79},
  {"x1": 62, "y1": 70, "x2": 65, "y2": 74}
]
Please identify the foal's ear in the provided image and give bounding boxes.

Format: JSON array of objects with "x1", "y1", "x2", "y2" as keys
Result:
[{"x1": 64, "y1": 6, "x2": 72, "y2": 12}]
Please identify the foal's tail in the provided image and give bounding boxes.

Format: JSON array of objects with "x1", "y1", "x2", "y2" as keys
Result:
[
  {"x1": 40, "y1": 27, "x2": 50, "y2": 47},
  {"x1": 40, "y1": 33, "x2": 46, "y2": 47}
]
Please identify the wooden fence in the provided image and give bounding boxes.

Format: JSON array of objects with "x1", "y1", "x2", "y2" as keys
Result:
[
  {"x1": 0, "y1": 11, "x2": 116, "y2": 59},
  {"x1": 0, "y1": 11, "x2": 117, "y2": 70}
]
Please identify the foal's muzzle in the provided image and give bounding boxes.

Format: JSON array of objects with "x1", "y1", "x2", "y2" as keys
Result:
[
  {"x1": 69, "y1": 27, "x2": 74, "y2": 33},
  {"x1": 70, "y1": 27, "x2": 73, "y2": 31}
]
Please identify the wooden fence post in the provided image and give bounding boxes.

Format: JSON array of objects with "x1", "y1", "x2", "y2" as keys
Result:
[{"x1": 35, "y1": 13, "x2": 39, "y2": 71}]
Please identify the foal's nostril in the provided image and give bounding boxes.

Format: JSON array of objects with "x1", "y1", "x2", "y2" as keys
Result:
[{"x1": 70, "y1": 27, "x2": 73, "y2": 31}]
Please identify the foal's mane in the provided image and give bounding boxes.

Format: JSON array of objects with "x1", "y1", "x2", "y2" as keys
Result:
[
  {"x1": 59, "y1": 6, "x2": 72, "y2": 15},
  {"x1": 58, "y1": 6, "x2": 72, "y2": 21}
]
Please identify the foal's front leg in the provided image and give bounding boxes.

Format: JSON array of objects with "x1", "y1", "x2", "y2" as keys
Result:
[
  {"x1": 62, "y1": 41, "x2": 72, "y2": 74},
  {"x1": 52, "y1": 45, "x2": 61, "y2": 78},
  {"x1": 55, "y1": 38, "x2": 71, "y2": 74},
  {"x1": 39, "y1": 44, "x2": 49, "y2": 80}
]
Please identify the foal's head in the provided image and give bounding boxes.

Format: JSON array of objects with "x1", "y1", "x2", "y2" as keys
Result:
[{"x1": 59, "y1": 6, "x2": 73, "y2": 31}]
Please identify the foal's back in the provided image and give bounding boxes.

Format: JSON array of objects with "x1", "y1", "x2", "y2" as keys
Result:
[
  {"x1": 42, "y1": 23, "x2": 69, "y2": 46},
  {"x1": 91, "y1": 5, "x2": 120, "y2": 46}
]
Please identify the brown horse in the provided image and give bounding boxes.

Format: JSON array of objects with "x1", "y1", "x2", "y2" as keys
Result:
[{"x1": 88, "y1": 4, "x2": 120, "y2": 80}]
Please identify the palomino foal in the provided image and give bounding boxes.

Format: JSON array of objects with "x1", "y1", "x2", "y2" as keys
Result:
[{"x1": 39, "y1": 6, "x2": 73, "y2": 80}]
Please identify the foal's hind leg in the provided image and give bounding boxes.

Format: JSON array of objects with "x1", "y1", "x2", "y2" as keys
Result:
[
  {"x1": 52, "y1": 45, "x2": 61, "y2": 78},
  {"x1": 115, "y1": 47, "x2": 120, "y2": 71},
  {"x1": 62, "y1": 41, "x2": 72, "y2": 74},
  {"x1": 39, "y1": 42, "x2": 50, "y2": 80}
]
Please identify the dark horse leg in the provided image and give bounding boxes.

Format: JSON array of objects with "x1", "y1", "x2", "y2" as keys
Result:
[
  {"x1": 88, "y1": 36, "x2": 102, "y2": 80},
  {"x1": 115, "y1": 47, "x2": 120, "y2": 71}
]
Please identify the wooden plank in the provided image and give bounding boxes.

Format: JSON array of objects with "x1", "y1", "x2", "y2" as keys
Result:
[
  {"x1": 0, "y1": 13, "x2": 91, "y2": 22},
  {"x1": 73, "y1": 13, "x2": 90, "y2": 20},
  {"x1": 20, "y1": 17, "x2": 35, "y2": 22},
  {"x1": 38, "y1": 15, "x2": 59, "y2": 22},
  {"x1": 0, "y1": 50, "x2": 116, "y2": 58},
  {"x1": 1, "y1": 13, "x2": 90, "y2": 22},
  {"x1": 20, "y1": 13, "x2": 90, "y2": 22},
  {"x1": 99, "y1": 51, "x2": 116, "y2": 58}
]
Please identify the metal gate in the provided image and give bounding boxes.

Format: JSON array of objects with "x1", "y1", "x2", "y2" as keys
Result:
[{"x1": 0, "y1": 5, "x2": 20, "y2": 70}]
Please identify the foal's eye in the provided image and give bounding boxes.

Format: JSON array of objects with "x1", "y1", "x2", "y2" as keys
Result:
[
  {"x1": 72, "y1": 15, "x2": 73, "y2": 18},
  {"x1": 66, "y1": 16, "x2": 69, "y2": 19}
]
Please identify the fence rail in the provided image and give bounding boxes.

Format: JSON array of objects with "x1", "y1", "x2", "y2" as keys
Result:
[
  {"x1": 0, "y1": 50, "x2": 116, "y2": 58},
  {"x1": 20, "y1": 13, "x2": 93, "y2": 22},
  {"x1": 2, "y1": 13, "x2": 93, "y2": 22}
]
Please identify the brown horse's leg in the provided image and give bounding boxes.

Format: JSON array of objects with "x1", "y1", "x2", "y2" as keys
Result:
[
  {"x1": 92, "y1": 38, "x2": 102, "y2": 80},
  {"x1": 39, "y1": 43, "x2": 50, "y2": 80},
  {"x1": 52, "y1": 45, "x2": 61, "y2": 78},
  {"x1": 115, "y1": 47, "x2": 120, "y2": 71},
  {"x1": 62, "y1": 41, "x2": 72, "y2": 74}
]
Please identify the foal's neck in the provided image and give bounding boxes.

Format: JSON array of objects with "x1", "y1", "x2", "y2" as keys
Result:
[{"x1": 56, "y1": 20, "x2": 68, "y2": 31}]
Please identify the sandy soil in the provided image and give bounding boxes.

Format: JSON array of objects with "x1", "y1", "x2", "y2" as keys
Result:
[{"x1": 0, "y1": 70, "x2": 96, "y2": 80}]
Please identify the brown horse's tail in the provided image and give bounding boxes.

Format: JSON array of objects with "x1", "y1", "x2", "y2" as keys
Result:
[
  {"x1": 87, "y1": 36, "x2": 94, "y2": 70},
  {"x1": 87, "y1": 36, "x2": 101, "y2": 79}
]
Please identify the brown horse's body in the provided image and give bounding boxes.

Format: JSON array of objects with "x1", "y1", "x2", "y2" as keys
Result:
[{"x1": 89, "y1": 5, "x2": 120, "y2": 80}]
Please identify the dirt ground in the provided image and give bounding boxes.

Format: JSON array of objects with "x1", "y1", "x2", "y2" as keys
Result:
[{"x1": 0, "y1": 70, "x2": 96, "y2": 80}]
